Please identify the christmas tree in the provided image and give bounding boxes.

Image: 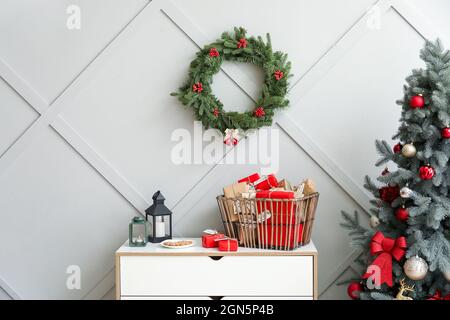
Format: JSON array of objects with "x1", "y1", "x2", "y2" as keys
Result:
[{"x1": 341, "y1": 40, "x2": 450, "y2": 300}]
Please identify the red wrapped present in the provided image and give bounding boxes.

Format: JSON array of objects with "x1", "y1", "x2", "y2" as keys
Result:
[
  {"x1": 218, "y1": 238, "x2": 238, "y2": 251},
  {"x1": 256, "y1": 190, "x2": 294, "y2": 199},
  {"x1": 255, "y1": 174, "x2": 278, "y2": 190},
  {"x1": 238, "y1": 173, "x2": 261, "y2": 184},
  {"x1": 256, "y1": 190, "x2": 296, "y2": 215},
  {"x1": 202, "y1": 230, "x2": 225, "y2": 248},
  {"x1": 258, "y1": 221, "x2": 304, "y2": 249}
]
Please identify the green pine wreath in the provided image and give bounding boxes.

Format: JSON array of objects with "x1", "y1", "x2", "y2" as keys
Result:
[{"x1": 171, "y1": 27, "x2": 292, "y2": 132}]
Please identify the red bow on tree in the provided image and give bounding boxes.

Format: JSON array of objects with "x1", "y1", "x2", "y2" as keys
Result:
[
  {"x1": 363, "y1": 231, "x2": 407, "y2": 287},
  {"x1": 427, "y1": 291, "x2": 450, "y2": 300}
]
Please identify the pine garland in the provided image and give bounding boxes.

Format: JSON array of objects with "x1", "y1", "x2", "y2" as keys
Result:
[{"x1": 171, "y1": 27, "x2": 292, "y2": 132}]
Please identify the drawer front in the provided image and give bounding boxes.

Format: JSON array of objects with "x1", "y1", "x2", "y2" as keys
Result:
[
  {"x1": 121, "y1": 296, "x2": 312, "y2": 300},
  {"x1": 121, "y1": 296, "x2": 212, "y2": 300},
  {"x1": 120, "y1": 255, "x2": 313, "y2": 297},
  {"x1": 221, "y1": 296, "x2": 313, "y2": 300}
]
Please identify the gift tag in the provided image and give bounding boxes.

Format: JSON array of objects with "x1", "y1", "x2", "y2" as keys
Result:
[
  {"x1": 203, "y1": 229, "x2": 219, "y2": 235},
  {"x1": 257, "y1": 210, "x2": 272, "y2": 223}
]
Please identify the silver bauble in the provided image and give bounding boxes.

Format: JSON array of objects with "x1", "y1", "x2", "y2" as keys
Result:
[
  {"x1": 401, "y1": 144, "x2": 417, "y2": 158},
  {"x1": 443, "y1": 269, "x2": 450, "y2": 282},
  {"x1": 400, "y1": 187, "x2": 412, "y2": 198},
  {"x1": 404, "y1": 256, "x2": 428, "y2": 280},
  {"x1": 369, "y1": 215, "x2": 380, "y2": 228}
]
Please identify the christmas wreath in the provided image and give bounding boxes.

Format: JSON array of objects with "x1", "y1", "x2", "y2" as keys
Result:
[{"x1": 171, "y1": 27, "x2": 292, "y2": 140}]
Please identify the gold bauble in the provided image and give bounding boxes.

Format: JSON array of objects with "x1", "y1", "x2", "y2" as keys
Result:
[
  {"x1": 401, "y1": 144, "x2": 417, "y2": 158},
  {"x1": 404, "y1": 256, "x2": 428, "y2": 280}
]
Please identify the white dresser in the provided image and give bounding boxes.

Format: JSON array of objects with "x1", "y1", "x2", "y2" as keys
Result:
[{"x1": 116, "y1": 239, "x2": 318, "y2": 300}]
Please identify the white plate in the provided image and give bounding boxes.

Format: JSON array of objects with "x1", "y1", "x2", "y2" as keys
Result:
[{"x1": 160, "y1": 239, "x2": 195, "y2": 249}]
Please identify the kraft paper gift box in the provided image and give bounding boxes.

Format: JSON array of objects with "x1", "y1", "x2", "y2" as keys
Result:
[
  {"x1": 302, "y1": 179, "x2": 316, "y2": 196},
  {"x1": 277, "y1": 179, "x2": 293, "y2": 191},
  {"x1": 223, "y1": 182, "x2": 249, "y2": 222}
]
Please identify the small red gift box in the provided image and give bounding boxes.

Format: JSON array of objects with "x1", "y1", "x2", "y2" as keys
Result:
[
  {"x1": 218, "y1": 238, "x2": 238, "y2": 251},
  {"x1": 202, "y1": 232, "x2": 225, "y2": 248},
  {"x1": 238, "y1": 173, "x2": 261, "y2": 184},
  {"x1": 255, "y1": 174, "x2": 278, "y2": 190}
]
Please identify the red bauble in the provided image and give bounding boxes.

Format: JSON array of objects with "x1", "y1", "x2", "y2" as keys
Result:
[
  {"x1": 254, "y1": 106, "x2": 265, "y2": 118},
  {"x1": 393, "y1": 143, "x2": 402, "y2": 153},
  {"x1": 237, "y1": 38, "x2": 248, "y2": 49},
  {"x1": 395, "y1": 206, "x2": 409, "y2": 222},
  {"x1": 442, "y1": 128, "x2": 450, "y2": 139},
  {"x1": 347, "y1": 282, "x2": 363, "y2": 299},
  {"x1": 192, "y1": 82, "x2": 203, "y2": 93},
  {"x1": 379, "y1": 186, "x2": 400, "y2": 204},
  {"x1": 213, "y1": 107, "x2": 220, "y2": 117},
  {"x1": 274, "y1": 70, "x2": 284, "y2": 81},
  {"x1": 410, "y1": 95, "x2": 425, "y2": 109},
  {"x1": 209, "y1": 47, "x2": 219, "y2": 57},
  {"x1": 419, "y1": 165, "x2": 435, "y2": 180}
]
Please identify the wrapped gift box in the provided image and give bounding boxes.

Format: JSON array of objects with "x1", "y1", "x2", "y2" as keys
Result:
[
  {"x1": 238, "y1": 173, "x2": 261, "y2": 184},
  {"x1": 255, "y1": 190, "x2": 296, "y2": 215},
  {"x1": 258, "y1": 222, "x2": 304, "y2": 249},
  {"x1": 223, "y1": 182, "x2": 249, "y2": 222},
  {"x1": 202, "y1": 232, "x2": 225, "y2": 248},
  {"x1": 255, "y1": 174, "x2": 278, "y2": 190},
  {"x1": 218, "y1": 238, "x2": 238, "y2": 251}
]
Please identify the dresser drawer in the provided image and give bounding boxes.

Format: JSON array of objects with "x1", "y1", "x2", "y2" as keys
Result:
[{"x1": 120, "y1": 255, "x2": 313, "y2": 297}]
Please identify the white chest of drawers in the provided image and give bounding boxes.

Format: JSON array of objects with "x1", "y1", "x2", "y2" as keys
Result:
[{"x1": 115, "y1": 239, "x2": 318, "y2": 300}]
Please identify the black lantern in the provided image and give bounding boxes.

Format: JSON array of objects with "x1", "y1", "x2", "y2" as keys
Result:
[{"x1": 145, "y1": 191, "x2": 172, "y2": 243}]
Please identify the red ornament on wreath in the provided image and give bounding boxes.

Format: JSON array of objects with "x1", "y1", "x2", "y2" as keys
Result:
[
  {"x1": 409, "y1": 94, "x2": 424, "y2": 109},
  {"x1": 419, "y1": 165, "x2": 434, "y2": 180},
  {"x1": 213, "y1": 107, "x2": 220, "y2": 117},
  {"x1": 395, "y1": 206, "x2": 409, "y2": 222},
  {"x1": 442, "y1": 127, "x2": 450, "y2": 139},
  {"x1": 209, "y1": 47, "x2": 219, "y2": 57},
  {"x1": 347, "y1": 282, "x2": 363, "y2": 300},
  {"x1": 274, "y1": 70, "x2": 284, "y2": 81},
  {"x1": 254, "y1": 106, "x2": 265, "y2": 118},
  {"x1": 393, "y1": 143, "x2": 402, "y2": 154},
  {"x1": 192, "y1": 82, "x2": 203, "y2": 93},
  {"x1": 379, "y1": 185, "x2": 400, "y2": 204},
  {"x1": 237, "y1": 38, "x2": 247, "y2": 48}
]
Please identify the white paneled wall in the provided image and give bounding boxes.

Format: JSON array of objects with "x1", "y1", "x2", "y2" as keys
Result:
[{"x1": 0, "y1": 0, "x2": 449, "y2": 300}]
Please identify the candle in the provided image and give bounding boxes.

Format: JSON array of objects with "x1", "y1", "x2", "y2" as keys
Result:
[
  {"x1": 135, "y1": 235, "x2": 144, "y2": 244},
  {"x1": 155, "y1": 221, "x2": 165, "y2": 237}
]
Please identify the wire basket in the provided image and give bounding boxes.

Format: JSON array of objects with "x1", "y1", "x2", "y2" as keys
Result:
[{"x1": 216, "y1": 193, "x2": 319, "y2": 250}]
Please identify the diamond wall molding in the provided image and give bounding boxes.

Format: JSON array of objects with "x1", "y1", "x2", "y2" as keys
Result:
[{"x1": 0, "y1": 0, "x2": 443, "y2": 299}]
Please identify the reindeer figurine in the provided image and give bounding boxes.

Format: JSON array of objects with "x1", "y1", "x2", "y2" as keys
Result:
[{"x1": 395, "y1": 279, "x2": 415, "y2": 300}]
